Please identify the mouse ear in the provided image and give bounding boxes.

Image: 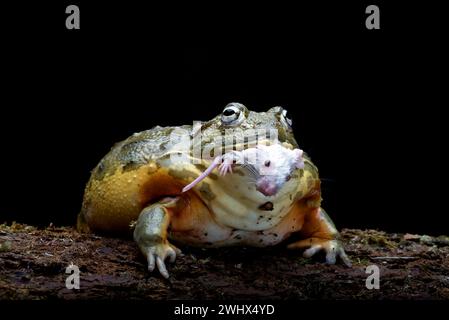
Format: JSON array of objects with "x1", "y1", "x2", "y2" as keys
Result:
[{"x1": 293, "y1": 149, "x2": 305, "y2": 169}]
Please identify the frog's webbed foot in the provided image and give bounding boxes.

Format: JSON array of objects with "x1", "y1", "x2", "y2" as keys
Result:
[
  {"x1": 133, "y1": 198, "x2": 182, "y2": 278},
  {"x1": 288, "y1": 238, "x2": 352, "y2": 267}
]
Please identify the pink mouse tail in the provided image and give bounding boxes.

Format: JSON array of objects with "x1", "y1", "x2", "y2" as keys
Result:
[{"x1": 182, "y1": 156, "x2": 222, "y2": 193}]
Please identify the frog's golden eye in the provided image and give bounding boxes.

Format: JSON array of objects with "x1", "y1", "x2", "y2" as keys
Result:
[
  {"x1": 281, "y1": 109, "x2": 293, "y2": 128},
  {"x1": 221, "y1": 104, "x2": 245, "y2": 126}
]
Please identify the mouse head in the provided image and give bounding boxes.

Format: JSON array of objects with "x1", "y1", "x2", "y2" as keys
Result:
[
  {"x1": 251, "y1": 144, "x2": 304, "y2": 197},
  {"x1": 182, "y1": 143, "x2": 305, "y2": 195}
]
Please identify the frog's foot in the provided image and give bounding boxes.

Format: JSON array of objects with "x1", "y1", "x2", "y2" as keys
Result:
[
  {"x1": 287, "y1": 238, "x2": 352, "y2": 267},
  {"x1": 133, "y1": 198, "x2": 182, "y2": 278},
  {"x1": 142, "y1": 242, "x2": 181, "y2": 278}
]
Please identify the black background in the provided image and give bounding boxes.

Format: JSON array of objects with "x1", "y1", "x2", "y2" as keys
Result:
[{"x1": 0, "y1": 1, "x2": 446, "y2": 235}]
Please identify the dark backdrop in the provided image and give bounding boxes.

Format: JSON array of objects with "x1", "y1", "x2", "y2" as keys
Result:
[{"x1": 0, "y1": 2, "x2": 446, "y2": 234}]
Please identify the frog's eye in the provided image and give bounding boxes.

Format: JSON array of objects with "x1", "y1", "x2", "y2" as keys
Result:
[
  {"x1": 281, "y1": 109, "x2": 293, "y2": 128},
  {"x1": 221, "y1": 105, "x2": 245, "y2": 126}
]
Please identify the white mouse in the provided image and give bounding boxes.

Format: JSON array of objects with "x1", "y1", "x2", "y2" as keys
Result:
[{"x1": 183, "y1": 143, "x2": 305, "y2": 196}]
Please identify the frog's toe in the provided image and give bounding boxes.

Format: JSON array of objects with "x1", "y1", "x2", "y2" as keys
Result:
[
  {"x1": 337, "y1": 246, "x2": 352, "y2": 267},
  {"x1": 322, "y1": 240, "x2": 352, "y2": 267},
  {"x1": 289, "y1": 238, "x2": 351, "y2": 267},
  {"x1": 324, "y1": 242, "x2": 338, "y2": 264},
  {"x1": 145, "y1": 243, "x2": 180, "y2": 278},
  {"x1": 156, "y1": 256, "x2": 169, "y2": 278},
  {"x1": 146, "y1": 247, "x2": 156, "y2": 272},
  {"x1": 325, "y1": 250, "x2": 337, "y2": 264},
  {"x1": 303, "y1": 245, "x2": 322, "y2": 258},
  {"x1": 301, "y1": 242, "x2": 337, "y2": 264}
]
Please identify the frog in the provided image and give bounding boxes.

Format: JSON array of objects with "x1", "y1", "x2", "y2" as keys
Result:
[{"x1": 78, "y1": 102, "x2": 351, "y2": 278}]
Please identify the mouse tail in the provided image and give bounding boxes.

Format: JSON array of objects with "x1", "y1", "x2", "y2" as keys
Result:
[{"x1": 182, "y1": 156, "x2": 222, "y2": 193}]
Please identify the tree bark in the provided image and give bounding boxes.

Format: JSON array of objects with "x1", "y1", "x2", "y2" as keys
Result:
[{"x1": 1, "y1": 223, "x2": 448, "y2": 300}]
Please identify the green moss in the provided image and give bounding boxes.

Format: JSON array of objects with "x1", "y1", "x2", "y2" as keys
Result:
[
  {"x1": 0, "y1": 222, "x2": 35, "y2": 233},
  {"x1": 0, "y1": 241, "x2": 12, "y2": 252},
  {"x1": 355, "y1": 257, "x2": 372, "y2": 265},
  {"x1": 366, "y1": 234, "x2": 396, "y2": 248},
  {"x1": 297, "y1": 257, "x2": 313, "y2": 266}
]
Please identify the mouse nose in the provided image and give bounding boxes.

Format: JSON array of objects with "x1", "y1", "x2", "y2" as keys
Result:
[{"x1": 256, "y1": 179, "x2": 278, "y2": 196}]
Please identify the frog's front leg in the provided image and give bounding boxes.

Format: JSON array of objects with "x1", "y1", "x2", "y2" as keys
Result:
[
  {"x1": 287, "y1": 192, "x2": 351, "y2": 267},
  {"x1": 133, "y1": 197, "x2": 181, "y2": 278}
]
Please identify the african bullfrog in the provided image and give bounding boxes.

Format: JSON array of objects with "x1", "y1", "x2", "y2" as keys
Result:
[{"x1": 78, "y1": 103, "x2": 350, "y2": 278}]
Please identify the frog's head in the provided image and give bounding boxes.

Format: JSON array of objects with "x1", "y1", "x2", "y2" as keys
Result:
[{"x1": 197, "y1": 103, "x2": 299, "y2": 152}]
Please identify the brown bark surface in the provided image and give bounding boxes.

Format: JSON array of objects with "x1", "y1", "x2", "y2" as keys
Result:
[{"x1": 1, "y1": 223, "x2": 448, "y2": 300}]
